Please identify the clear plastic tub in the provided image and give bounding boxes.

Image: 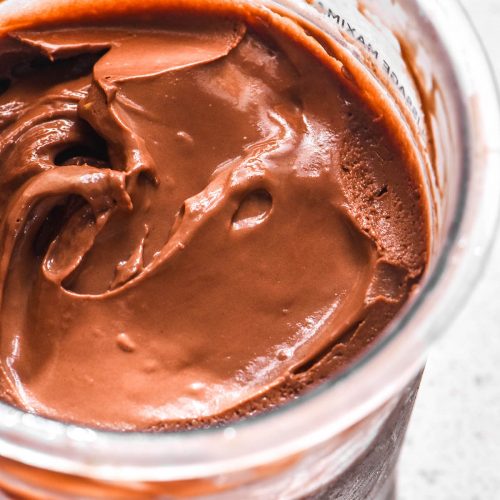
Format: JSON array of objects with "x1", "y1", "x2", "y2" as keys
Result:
[{"x1": 0, "y1": 0, "x2": 498, "y2": 498}]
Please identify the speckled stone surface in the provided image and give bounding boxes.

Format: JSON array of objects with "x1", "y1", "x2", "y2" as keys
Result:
[{"x1": 398, "y1": 2, "x2": 500, "y2": 498}]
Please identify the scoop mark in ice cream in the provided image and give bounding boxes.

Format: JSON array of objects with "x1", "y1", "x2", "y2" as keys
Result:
[{"x1": 0, "y1": 12, "x2": 428, "y2": 430}]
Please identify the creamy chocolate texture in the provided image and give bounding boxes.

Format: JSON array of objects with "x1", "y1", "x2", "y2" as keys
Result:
[{"x1": 0, "y1": 11, "x2": 428, "y2": 430}]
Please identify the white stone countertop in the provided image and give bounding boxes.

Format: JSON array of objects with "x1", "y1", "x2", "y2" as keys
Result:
[{"x1": 398, "y1": 1, "x2": 500, "y2": 499}]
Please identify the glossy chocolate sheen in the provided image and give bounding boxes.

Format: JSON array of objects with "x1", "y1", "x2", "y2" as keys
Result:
[{"x1": 0, "y1": 12, "x2": 428, "y2": 430}]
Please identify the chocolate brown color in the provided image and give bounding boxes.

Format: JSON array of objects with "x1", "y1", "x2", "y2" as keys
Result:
[{"x1": 0, "y1": 10, "x2": 428, "y2": 430}]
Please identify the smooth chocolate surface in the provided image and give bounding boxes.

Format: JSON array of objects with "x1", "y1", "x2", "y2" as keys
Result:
[{"x1": 0, "y1": 12, "x2": 428, "y2": 430}]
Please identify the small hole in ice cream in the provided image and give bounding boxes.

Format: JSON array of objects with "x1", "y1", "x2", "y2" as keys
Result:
[{"x1": 232, "y1": 189, "x2": 272, "y2": 230}]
